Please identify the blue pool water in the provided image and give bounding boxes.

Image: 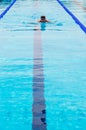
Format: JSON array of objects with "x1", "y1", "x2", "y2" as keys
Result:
[{"x1": 0, "y1": 0, "x2": 86, "y2": 130}]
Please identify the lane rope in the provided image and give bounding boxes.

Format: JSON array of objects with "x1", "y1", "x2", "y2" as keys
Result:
[
  {"x1": 0, "y1": 0, "x2": 16, "y2": 19},
  {"x1": 56, "y1": 0, "x2": 86, "y2": 33}
]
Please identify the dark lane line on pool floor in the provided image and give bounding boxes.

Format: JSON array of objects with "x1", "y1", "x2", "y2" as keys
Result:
[
  {"x1": 32, "y1": 28, "x2": 47, "y2": 130},
  {"x1": 32, "y1": 0, "x2": 47, "y2": 129}
]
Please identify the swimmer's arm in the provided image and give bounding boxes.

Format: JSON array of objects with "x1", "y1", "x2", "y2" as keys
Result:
[
  {"x1": 37, "y1": 20, "x2": 41, "y2": 22},
  {"x1": 46, "y1": 20, "x2": 50, "y2": 22},
  {"x1": 37, "y1": 20, "x2": 50, "y2": 22}
]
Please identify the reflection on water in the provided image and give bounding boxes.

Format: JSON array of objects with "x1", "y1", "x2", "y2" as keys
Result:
[
  {"x1": 10, "y1": 21, "x2": 63, "y2": 32},
  {"x1": 34, "y1": 22, "x2": 62, "y2": 31}
]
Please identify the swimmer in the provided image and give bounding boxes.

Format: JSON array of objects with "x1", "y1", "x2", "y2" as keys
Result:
[{"x1": 38, "y1": 16, "x2": 50, "y2": 22}]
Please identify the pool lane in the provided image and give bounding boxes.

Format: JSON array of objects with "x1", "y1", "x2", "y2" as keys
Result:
[
  {"x1": 32, "y1": 29, "x2": 47, "y2": 130},
  {"x1": 56, "y1": 0, "x2": 86, "y2": 33},
  {"x1": 60, "y1": 0, "x2": 86, "y2": 27},
  {"x1": 73, "y1": 0, "x2": 86, "y2": 10},
  {"x1": 0, "y1": 1, "x2": 34, "y2": 130},
  {"x1": 0, "y1": 0, "x2": 86, "y2": 130},
  {"x1": 32, "y1": 1, "x2": 47, "y2": 129},
  {"x1": 42, "y1": 30, "x2": 86, "y2": 130},
  {"x1": 0, "y1": 58, "x2": 33, "y2": 130}
]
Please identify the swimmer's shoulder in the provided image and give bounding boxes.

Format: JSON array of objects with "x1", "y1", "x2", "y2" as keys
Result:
[{"x1": 37, "y1": 20, "x2": 50, "y2": 22}]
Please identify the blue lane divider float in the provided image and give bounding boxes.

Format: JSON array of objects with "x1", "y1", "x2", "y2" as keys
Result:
[
  {"x1": 56, "y1": 0, "x2": 86, "y2": 33},
  {"x1": 0, "y1": 0, "x2": 16, "y2": 19}
]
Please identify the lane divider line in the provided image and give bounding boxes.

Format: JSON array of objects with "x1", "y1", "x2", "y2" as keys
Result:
[
  {"x1": 32, "y1": 29, "x2": 47, "y2": 130},
  {"x1": 0, "y1": 0, "x2": 16, "y2": 19},
  {"x1": 56, "y1": 0, "x2": 86, "y2": 33},
  {"x1": 32, "y1": 1, "x2": 47, "y2": 129}
]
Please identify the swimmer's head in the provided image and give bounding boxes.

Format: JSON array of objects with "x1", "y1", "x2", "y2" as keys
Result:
[
  {"x1": 41, "y1": 16, "x2": 46, "y2": 20},
  {"x1": 38, "y1": 16, "x2": 49, "y2": 22}
]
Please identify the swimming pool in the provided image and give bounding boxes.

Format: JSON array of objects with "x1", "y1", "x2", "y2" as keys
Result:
[{"x1": 0, "y1": 0, "x2": 86, "y2": 130}]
